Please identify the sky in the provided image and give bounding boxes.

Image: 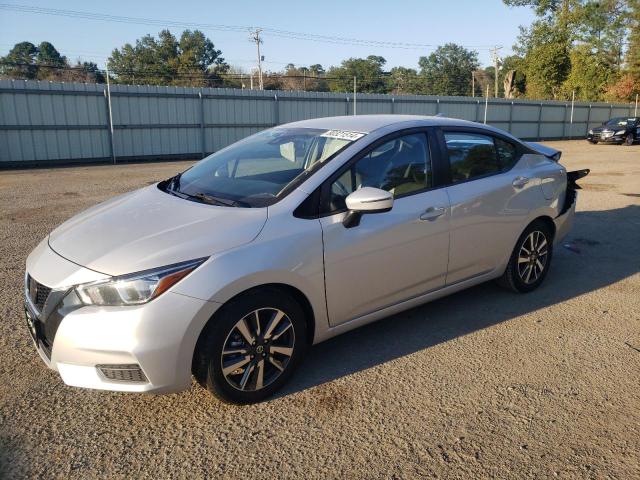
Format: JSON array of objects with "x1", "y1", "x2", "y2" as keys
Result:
[{"x1": 0, "y1": 0, "x2": 537, "y2": 72}]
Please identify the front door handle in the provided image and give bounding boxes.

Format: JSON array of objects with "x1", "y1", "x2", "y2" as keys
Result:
[
  {"x1": 420, "y1": 206, "x2": 446, "y2": 221},
  {"x1": 512, "y1": 176, "x2": 530, "y2": 189}
]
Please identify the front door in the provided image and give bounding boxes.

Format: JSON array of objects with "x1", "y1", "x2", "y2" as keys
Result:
[{"x1": 319, "y1": 131, "x2": 450, "y2": 326}]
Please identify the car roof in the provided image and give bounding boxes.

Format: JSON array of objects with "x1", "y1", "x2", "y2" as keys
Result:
[{"x1": 281, "y1": 114, "x2": 487, "y2": 134}]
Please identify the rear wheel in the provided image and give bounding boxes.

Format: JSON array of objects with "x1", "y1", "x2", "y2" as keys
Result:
[
  {"x1": 498, "y1": 220, "x2": 553, "y2": 293},
  {"x1": 194, "y1": 288, "x2": 308, "y2": 404}
]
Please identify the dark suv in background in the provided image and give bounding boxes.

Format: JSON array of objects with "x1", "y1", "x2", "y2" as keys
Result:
[{"x1": 587, "y1": 117, "x2": 639, "y2": 145}]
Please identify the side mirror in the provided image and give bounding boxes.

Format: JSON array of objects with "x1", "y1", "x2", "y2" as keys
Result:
[{"x1": 343, "y1": 187, "x2": 393, "y2": 228}]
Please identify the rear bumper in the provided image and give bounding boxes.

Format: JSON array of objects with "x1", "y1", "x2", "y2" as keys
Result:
[{"x1": 554, "y1": 190, "x2": 576, "y2": 245}]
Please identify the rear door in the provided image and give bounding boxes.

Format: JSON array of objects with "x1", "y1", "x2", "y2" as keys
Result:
[
  {"x1": 438, "y1": 128, "x2": 539, "y2": 284},
  {"x1": 320, "y1": 129, "x2": 451, "y2": 325}
]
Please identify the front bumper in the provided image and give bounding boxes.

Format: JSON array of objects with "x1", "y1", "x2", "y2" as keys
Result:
[
  {"x1": 25, "y1": 242, "x2": 220, "y2": 393},
  {"x1": 587, "y1": 133, "x2": 624, "y2": 143}
]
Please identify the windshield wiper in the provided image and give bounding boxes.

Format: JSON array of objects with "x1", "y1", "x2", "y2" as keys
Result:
[{"x1": 191, "y1": 192, "x2": 248, "y2": 207}]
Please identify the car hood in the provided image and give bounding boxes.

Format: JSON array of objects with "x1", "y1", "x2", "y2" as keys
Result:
[
  {"x1": 49, "y1": 185, "x2": 268, "y2": 276},
  {"x1": 591, "y1": 126, "x2": 613, "y2": 133}
]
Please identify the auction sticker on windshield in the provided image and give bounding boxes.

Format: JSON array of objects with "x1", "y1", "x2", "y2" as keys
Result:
[{"x1": 320, "y1": 130, "x2": 366, "y2": 141}]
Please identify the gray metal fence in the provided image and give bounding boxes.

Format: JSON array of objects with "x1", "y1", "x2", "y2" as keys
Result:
[{"x1": 0, "y1": 79, "x2": 636, "y2": 167}]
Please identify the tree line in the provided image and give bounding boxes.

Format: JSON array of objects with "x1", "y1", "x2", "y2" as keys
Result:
[{"x1": 1, "y1": 0, "x2": 638, "y2": 102}]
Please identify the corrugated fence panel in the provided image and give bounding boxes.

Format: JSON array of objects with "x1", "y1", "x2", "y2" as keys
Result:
[{"x1": 0, "y1": 80, "x2": 635, "y2": 166}]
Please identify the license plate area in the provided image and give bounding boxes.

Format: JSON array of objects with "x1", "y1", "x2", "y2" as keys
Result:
[
  {"x1": 24, "y1": 305, "x2": 38, "y2": 343},
  {"x1": 24, "y1": 304, "x2": 52, "y2": 359}
]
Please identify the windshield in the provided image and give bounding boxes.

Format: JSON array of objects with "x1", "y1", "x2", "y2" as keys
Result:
[
  {"x1": 161, "y1": 127, "x2": 364, "y2": 207},
  {"x1": 605, "y1": 117, "x2": 634, "y2": 127}
]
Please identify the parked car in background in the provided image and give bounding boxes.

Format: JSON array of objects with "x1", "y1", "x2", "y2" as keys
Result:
[
  {"x1": 25, "y1": 115, "x2": 588, "y2": 404},
  {"x1": 587, "y1": 117, "x2": 639, "y2": 145}
]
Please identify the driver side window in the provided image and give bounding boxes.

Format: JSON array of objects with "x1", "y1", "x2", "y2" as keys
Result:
[{"x1": 327, "y1": 133, "x2": 431, "y2": 213}]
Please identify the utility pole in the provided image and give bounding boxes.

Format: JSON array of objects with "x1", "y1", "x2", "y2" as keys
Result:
[
  {"x1": 472, "y1": 71, "x2": 475, "y2": 97},
  {"x1": 484, "y1": 84, "x2": 489, "y2": 124},
  {"x1": 490, "y1": 46, "x2": 503, "y2": 98},
  {"x1": 249, "y1": 28, "x2": 264, "y2": 90},
  {"x1": 353, "y1": 76, "x2": 357, "y2": 115}
]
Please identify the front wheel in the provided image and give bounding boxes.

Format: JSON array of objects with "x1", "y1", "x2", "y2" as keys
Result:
[
  {"x1": 624, "y1": 133, "x2": 634, "y2": 146},
  {"x1": 194, "y1": 288, "x2": 308, "y2": 404},
  {"x1": 498, "y1": 221, "x2": 553, "y2": 293}
]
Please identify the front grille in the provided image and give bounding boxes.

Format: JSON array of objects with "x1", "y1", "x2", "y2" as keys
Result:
[
  {"x1": 27, "y1": 275, "x2": 52, "y2": 313},
  {"x1": 592, "y1": 132, "x2": 601, "y2": 140},
  {"x1": 97, "y1": 364, "x2": 148, "y2": 383}
]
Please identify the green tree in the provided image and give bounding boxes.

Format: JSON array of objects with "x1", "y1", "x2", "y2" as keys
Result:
[
  {"x1": 627, "y1": 0, "x2": 640, "y2": 79},
  {"x1": 35, "y1": 41, "x2": 66, "y2": 66},
  {"x1": 418, "y1": 43, "x2": 479, "y2": 96},
  {"x1": 327, "y1": 56, "x2": 388, "y2": 93},
  {"x1": 514, "y1": 20, "x2": 571, "y2": 99},
  {"x1": 389, "y1": 67, "x2": 422, "y2": 94},
  {"x1": 108, "y1": 29, "x2": 228, "y2": 87},
  {"x1": 561, "y1": 44, "x2": 614, "y2": 99},
  {"x1": 0, "y1": 41, "x2": 39, "y2": 79}
]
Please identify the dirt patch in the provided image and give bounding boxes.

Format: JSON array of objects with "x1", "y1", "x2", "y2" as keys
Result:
[
  {"x1": 581, "y1": 183, "x2": 614, "y2": 191},
  {"x1": 0, "y1": 144, "x2": 639, "y2": 479}
]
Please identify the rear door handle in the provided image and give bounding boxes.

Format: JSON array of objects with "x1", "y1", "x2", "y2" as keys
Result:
[
  {"x1": 512, "y1": 176, "x2": 530, "y2": 189},
  {"x1": 420, "y1": 206, "x2": 446, "y2": 221}
]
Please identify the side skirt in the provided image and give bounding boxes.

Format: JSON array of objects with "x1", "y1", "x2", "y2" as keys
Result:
[{"x1": 313, "y1": 269, "x2": 500, "y2": 344}]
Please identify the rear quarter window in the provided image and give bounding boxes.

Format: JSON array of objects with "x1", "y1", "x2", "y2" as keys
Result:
[{"x1": 494, "y1": 138, "x2": 519, "y2": 171}]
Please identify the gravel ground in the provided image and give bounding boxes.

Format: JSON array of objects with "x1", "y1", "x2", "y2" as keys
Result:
[{"x1": 1, "y1": 141, "x2": 639, "y2": 479}]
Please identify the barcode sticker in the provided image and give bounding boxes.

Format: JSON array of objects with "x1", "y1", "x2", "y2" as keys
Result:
[{"x1": 320, "y1": 130, "x2": 366, "y2": 141}]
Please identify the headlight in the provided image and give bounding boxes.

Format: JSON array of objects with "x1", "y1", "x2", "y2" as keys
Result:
[
  {"x1": 588, "y1": 129, "x2": 593, "y2": 134},
  {"x1": 614, "y1": 130, "x2": 626, "y2": 135},
  {"x1": 75, "y1": 258, "x2": 207, "y2": 306}
]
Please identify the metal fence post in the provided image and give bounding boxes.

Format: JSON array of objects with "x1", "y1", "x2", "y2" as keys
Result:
[
  {"x1": 536, "y1": 103, "x2": 543, "y2": 140},
  {"x1": 508, "y1": 101, "x2": 514, "y2": 134},
  {"x1": 391, "y1": 97, "x2": 395, "y2": 114},
  {"x1": 586, "y1": 104, "x2": 592, "y2": 134},
  {"x1": 274, "y1": 94, "x2": 279, "y2": 125},
  {"x1": 436, "y1": 98, "x2": 440, "y2": 115},
  {"x1": 199, "y1": 90, "x2": 205, "y2": 158},
  {"x1": 345, "y1": 96, "x2": 350, "y2": 116},
  {"x1": 475, "y1": 100, "x2": 480, "y2": 122},
  {"x1": 103, "y1": 88, "x2": 115, "y2": 164}
]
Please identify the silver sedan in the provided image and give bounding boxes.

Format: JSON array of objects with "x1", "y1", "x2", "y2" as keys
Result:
[{"x1": 24, "y1": 115, "x2": 588, "y2": 403}]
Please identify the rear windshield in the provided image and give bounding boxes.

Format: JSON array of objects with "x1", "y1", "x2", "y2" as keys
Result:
[{"x1": 160, "y1": 127, "x2": 365, "y2": 207}]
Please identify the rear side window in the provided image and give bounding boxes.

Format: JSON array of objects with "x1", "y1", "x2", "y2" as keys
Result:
[
  {"x1": 495, "y1": 137, "x2": 519, "y2": 170},
  {"x1": 444, "y1": 132, "x2": 500, "y2": 183}
]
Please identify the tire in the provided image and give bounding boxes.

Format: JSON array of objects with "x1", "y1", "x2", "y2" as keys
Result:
[
  {"x1": 498, "y1": 220, "x2": 553, "y2": 293},
  {"x1": 587, "y1": 139, "x2": 597, "y2": 144},
  {"x1": 624, "y1": 133, "x2": 634, "y2": 146},
  {"x1": 194, "y1": 287, "x2": 308, "y2": 404}
]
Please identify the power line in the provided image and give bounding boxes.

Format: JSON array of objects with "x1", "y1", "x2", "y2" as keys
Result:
[{"x1": 0, "y1": 3, "x2": 500, "y2": 51}]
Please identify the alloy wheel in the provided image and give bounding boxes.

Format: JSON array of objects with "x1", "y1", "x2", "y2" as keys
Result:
[
  {"x1": 517, "y1": 230, "x2": 549, "y2": 284},
  {"x1": 220, "y1": 308, "x2": 295, "y2": 391}
]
